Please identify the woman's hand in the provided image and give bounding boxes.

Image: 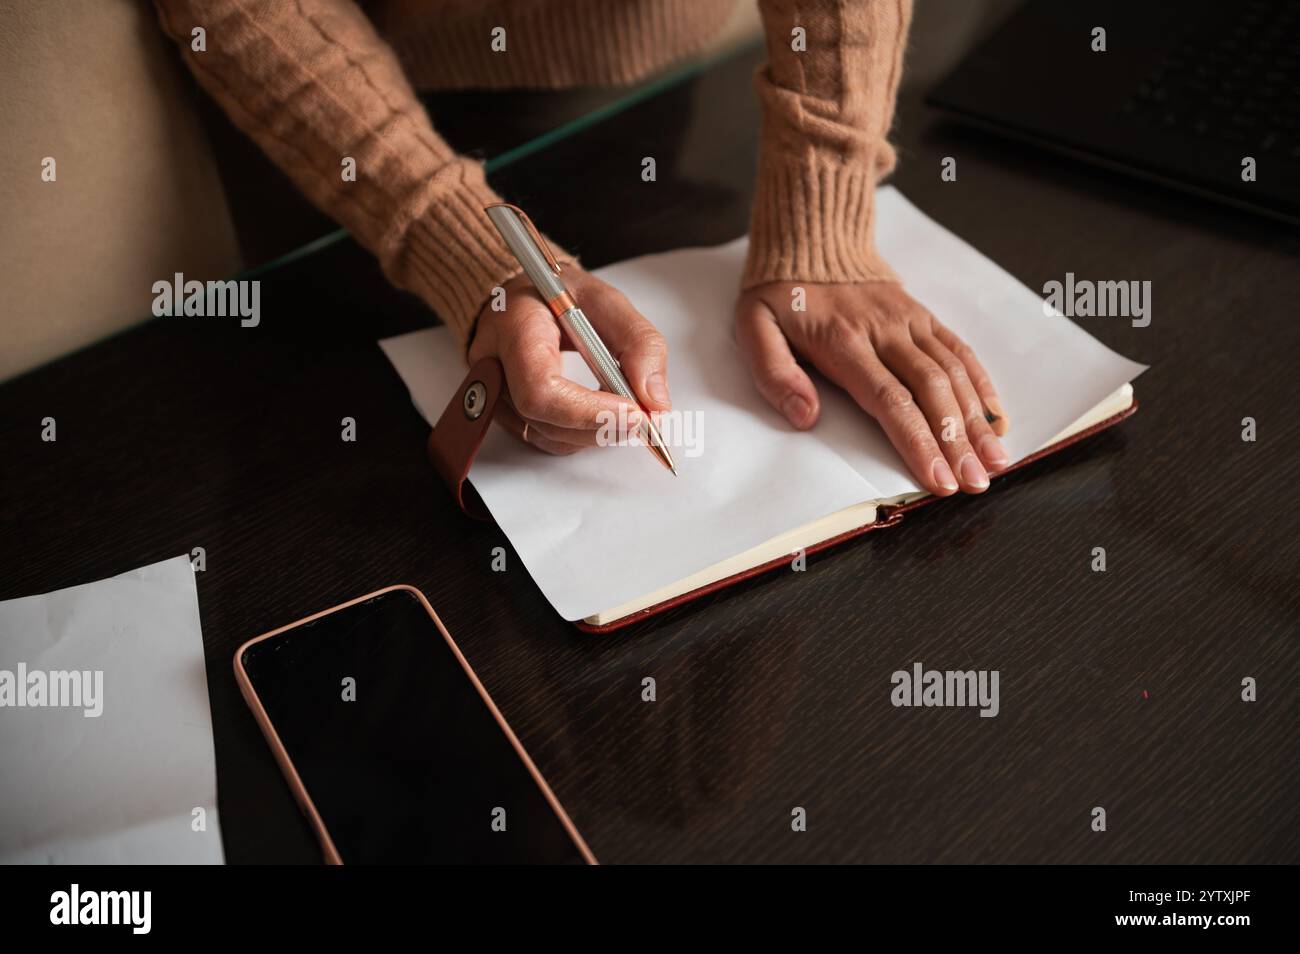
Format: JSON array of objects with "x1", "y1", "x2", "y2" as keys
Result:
[
  {"x1": 735, "y1": 281, "x2": 1010, "y2": 496},
  {"x1": 467, "y1": 267, "x2": 671, "y2": 455}
]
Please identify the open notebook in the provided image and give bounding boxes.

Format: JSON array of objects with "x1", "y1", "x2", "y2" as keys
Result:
[{"x1": 382, "y1": 188, "x2": 1146, "y2": 629}]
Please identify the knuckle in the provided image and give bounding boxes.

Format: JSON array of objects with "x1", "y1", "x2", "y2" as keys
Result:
[
  {"x1": 631, "y1": 327, "x2": 667, "y2": 355},
  {"x1": 941, "y1": 360, "x2": 968, "y2": 382},
  {"x1": 512, "y1": 378, "x2": 553, "y2": 421},
  {"x1": 919, "y1": 366, "x2": 951, "y2": 392},
  {"x1": 940, "y1": 414, "x2": 967, "y2": 439},
  {"x1": 758, "y1": 355, "x2": 801, "y2": 388},
  {"x1": 875, "y1": 382, "x2": 915, "y2": 412},
  {"x1": 901, "y1": 424, "x2": 936, "y2": 457},
  {"x1": 877, "y1": 309, "x2": 914, "y2": 336},
  {"x1": 821, "y1": 313, "x2": 861, "y2": 350},
  {"x1": 595, "y1": 281, "x2": 630, "y2": 306}
]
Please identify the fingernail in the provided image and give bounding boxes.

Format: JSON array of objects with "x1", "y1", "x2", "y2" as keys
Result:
[
  {"x1": 960, "y1": 453, "x2": 990, "y2": 490},
  {"x1": 979, "y1": 434, "x2": 1010, "y2": 468},
  {"x1": 646, "y1": 372, "x2": 670, "y2": 406},
  {"x1": 932, "y1": 458, "x2": 959, "y2": 492},
  {"x1": 984, "y1": 396, "x2": 1009, "y2": 436},
  {"x1": 782, "y1": 394, "x2": 811, "y2": 426}
]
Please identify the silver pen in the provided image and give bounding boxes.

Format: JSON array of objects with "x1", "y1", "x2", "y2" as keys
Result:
[{"x1": 485, "y1": 203, "x2": 677, "y2": 475}]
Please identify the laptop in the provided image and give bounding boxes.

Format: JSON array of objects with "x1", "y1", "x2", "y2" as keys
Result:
[{"x1": 927, "y1": 0, "x2": 1300, "y2": 226}]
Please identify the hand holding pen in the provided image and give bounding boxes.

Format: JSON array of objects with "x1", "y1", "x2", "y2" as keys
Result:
[{"x1": 470, "y1": 203, "x2": 677, "y2": 473}]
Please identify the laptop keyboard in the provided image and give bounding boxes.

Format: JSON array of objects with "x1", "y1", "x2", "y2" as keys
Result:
[{"x1": 1122, "y1": 0, "x2": 1300, "y2": 160}]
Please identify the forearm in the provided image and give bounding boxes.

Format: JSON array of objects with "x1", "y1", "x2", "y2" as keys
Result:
[
  {"x1": 744, "y1": 0, "x2": 912, "y2": 288},
  {"x1": 152, "y1": 0, "x2": 550, "y2": 344}
]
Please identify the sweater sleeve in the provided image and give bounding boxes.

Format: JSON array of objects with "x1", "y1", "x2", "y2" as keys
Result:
[
  {"x1": 743, "y1": 0, "x2": 912, "y2": 288},
  {"x1": 152, "y1": 0, "x2": 573, "y2": 346}
]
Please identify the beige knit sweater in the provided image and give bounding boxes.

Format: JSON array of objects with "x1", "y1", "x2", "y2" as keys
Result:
[{"x1": 153, "y1": 0, "x2": 911, "y2": 345}]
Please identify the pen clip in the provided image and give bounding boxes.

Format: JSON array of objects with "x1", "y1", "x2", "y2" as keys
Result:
[{"x1": 484, "y1": 202, "x2": 562, "y2": 276}]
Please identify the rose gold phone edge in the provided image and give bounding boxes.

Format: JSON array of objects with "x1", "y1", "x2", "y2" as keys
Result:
[{"x1": 231, "y1": 584, "x2": 598, "y2": 865}]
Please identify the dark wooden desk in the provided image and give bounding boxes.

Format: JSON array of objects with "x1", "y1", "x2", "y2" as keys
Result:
[{"x1": 2, "y1": 36, "x2": 1296, "y2": 865}]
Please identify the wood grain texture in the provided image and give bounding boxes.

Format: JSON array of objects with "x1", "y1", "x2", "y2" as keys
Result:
[{"x1": 1, "y1": 29, "x2": 1296, "y2": 865}]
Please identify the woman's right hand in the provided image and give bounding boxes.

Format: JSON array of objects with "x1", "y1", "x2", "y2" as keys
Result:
[{"x1": 466, "y1": 268, "x2": 673, "y2": 456}]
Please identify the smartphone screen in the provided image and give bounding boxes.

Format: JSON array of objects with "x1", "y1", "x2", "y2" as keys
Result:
[{"x1": 238, "y1": 588, "x2": 591, "y2": 864}]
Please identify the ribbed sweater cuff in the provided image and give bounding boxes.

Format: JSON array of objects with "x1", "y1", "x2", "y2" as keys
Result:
[
  {"x1": 397, "y1": 169, "x2": 577, "y2": 348},
  {"x1": 742, "y1": 155, "x2": 898, "y2": 289}
]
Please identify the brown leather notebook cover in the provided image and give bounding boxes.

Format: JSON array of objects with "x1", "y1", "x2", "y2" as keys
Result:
[{"x1": 428, "y1": 357, "x2": 1138, "y2": 633}]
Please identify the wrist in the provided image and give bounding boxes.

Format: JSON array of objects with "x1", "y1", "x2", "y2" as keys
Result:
[{"x1": 743, "y1": 154, "x2": 898, "y2": 289}]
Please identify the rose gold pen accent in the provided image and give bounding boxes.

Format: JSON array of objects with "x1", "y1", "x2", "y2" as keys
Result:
[
  {"x1": 641, "y1": 414, "x2": 677, "y2": 475},
  {"x1": 545, "y1": 290, "x2": 577, "y2": 317}
]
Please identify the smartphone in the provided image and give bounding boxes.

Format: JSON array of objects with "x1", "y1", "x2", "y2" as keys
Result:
[{"x1": 234, "y1": 586, "x2": 595, "y2": 864}]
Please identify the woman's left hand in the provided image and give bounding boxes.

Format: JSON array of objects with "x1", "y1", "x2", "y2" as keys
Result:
[{"x1": 734, "y1": 280, "x2": 1011, "y2": 497}]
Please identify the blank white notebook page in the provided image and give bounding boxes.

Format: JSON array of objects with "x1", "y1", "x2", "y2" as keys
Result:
[{"x1": 381, "y1": 186, "x2": 1146, "y2": 621}]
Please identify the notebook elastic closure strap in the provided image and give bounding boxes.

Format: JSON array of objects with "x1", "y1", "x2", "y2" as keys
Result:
[{"x1": 427, "y1": 356, "x2": 505, "y2": 520}]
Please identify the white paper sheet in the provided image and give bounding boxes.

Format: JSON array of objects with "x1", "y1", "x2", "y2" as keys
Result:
[
  {"x1": 0, "y1": 556, "x2": 224, "y2": 864},
  {"x1": 814, "y1": 188, "x2": 1148, "y2": 499},
  {"x1": 381, "y1": 187, "x2": 1146, "y2": 620}
]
